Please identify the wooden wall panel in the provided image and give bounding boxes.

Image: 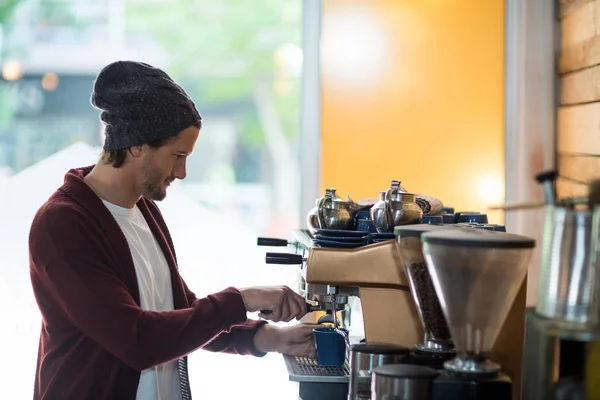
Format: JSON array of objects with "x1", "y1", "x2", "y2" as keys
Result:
[
  {"x1": 559, "y1": 0, "x2": 600, "y2": 202},
  {"x1": 559, "y1": 35, "x2": 600, "y2": 73},
  {"x1": 558, "y1": 103, "x2": 600, "y2": 154},
  {"x1": 561, "y1": 0, "x2": 595, "y2": 49},
  {"x1": 561, "y1": 65, "x2": 600, "y2": 105},
  {"x1": 559, "y1": 0, "x2": 595, "y2": 18},
  {"x1": 557, "y1": 177, "x2": 589, "y2": 198},
  {"x1": 559, "y1": 153, "x2": 600, "y2": 182},
  {"x1": 559, "y1": 0, "x2": 598, "y2": 73}
]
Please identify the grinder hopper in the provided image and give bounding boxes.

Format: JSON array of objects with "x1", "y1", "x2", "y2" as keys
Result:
[
  {"x1": 394, "y1": 224, "x2": 458, "y2": 355},
  {"x1": 421, "y1": 228, "x2": 535, "y2": 375}
]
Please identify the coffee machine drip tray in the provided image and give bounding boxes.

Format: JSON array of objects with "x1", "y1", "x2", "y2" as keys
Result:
[{"x1": 283, "y1": 355, "x2": 349, "y2": 383}]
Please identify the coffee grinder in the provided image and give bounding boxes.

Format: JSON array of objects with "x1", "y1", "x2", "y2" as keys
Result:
[
  {"x1": 420, "y1": 228, "x2": 535, "y2": 400},
  {"x1": 394, "y1": 224, "x2": 458, "y2": 368}
]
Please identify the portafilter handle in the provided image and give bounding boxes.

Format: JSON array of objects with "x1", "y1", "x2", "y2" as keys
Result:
[
  {"x1": 257, "y1": 237, "x2": 290, "y2": 247},
  {"x1": 260, "y1": 302, "x2": 321, "y2": 315},
  {"x1": 265, "y1": 252, "x2": 305, "y2": 265}
]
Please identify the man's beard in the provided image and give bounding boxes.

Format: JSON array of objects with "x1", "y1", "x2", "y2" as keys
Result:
[{"x1": 141, "y1": 163, "x2": 170, "y2": 201}]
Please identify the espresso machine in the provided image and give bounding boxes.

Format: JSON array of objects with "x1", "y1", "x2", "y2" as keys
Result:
[
  {"x1": 258, "y1": 227, "x2": 530, "y2": 400},
  {"x1": 257, "y1": 185, "x2": 529, "y2": 400},
  {"x1": 259, "y1": 231, "x2": 423, "y2": 400}
]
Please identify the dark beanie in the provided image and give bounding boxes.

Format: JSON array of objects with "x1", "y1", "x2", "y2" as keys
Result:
[{"x1": 91, "y1": 61, "x2": 202, "y2": 151}]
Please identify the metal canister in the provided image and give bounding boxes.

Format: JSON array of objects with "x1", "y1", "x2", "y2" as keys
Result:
[
  {"x1": 348, "y1": 343, "x2": 410, "y2": 400},
  {"x1": 371, "y1": 364, "x2": 438, "y2": 400},
  {"x1": 536, "y1": 206, "x2": 600, "y2": 325}
]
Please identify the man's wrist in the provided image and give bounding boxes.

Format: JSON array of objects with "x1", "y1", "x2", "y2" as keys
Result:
[{"x1": 253, "y1": 323, "x2": 281, "y2": 354}]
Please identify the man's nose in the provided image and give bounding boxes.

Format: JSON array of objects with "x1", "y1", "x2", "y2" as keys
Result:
[{"x1": 173, "y1": 163, "x2": 187, "y2": 180}]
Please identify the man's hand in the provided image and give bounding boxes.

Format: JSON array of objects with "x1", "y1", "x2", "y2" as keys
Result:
[
  {"x1": 254, "y1": 323, "x2": 323, "y2": 358},
  {"x1": 239, "y1": 286, "x2": 307, "y2": 322}
]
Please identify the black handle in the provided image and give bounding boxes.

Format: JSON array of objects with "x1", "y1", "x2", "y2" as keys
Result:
[
  {"x1": 260, "y1": 303, "x2": 315, "y2": 315},
  {"x1": 257, "y1": 237, "x2": 289, "y2": 247},
  {"x1": 534, "y1": 170, "x2": 558, "y2": 183},
  {"x1": 265, "y1": 252, "x2": 303, "y2": 265},
  {"x1": 535, "y1": 170, "x2": 558, "y2": 206}
]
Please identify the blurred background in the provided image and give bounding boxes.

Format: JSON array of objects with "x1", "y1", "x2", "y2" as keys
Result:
[{"x1": 0, "y1": 0, "x2": 304, "y2": 398}]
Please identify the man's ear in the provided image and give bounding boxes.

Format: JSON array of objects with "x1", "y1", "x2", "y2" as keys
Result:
[{"x1": 128, "y1": 145, "x2": 144, "y2": 158}]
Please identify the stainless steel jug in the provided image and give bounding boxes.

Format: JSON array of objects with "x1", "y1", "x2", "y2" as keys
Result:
[
  {"x1": 348, "y1": 343, "x2": 410, "y2": 400},
  {"x1": 371, "y1": 364, "x2": 438, "y2": 400},
  {"x1": 371, "y1": 180, "x2": 422, "y2": 233},
  {"x1": 536, "y1": 206, "x2": 600, "y2": 326},
  {"x1": 306, "y1": 188, "x2": 355, "y2": 232}
]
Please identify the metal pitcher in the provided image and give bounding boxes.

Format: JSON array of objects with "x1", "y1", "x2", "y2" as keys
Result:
[
  {"x1": 370, "y1": 191, "x2": 387, "y2": 230},
  {"x1": 371, "y1": 180, "x2": 423, "y2": 233},
  {"x1": 306, "y1": 188, "x2": 355, "y2": 232},
  {"x1": 536, "y1": 206, "x2": 600, "y2": 326}
]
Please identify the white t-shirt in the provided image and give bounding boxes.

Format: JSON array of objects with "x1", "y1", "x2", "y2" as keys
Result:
[{"x1": 102, "y1": 200, "x2": 183, "y2": 400}]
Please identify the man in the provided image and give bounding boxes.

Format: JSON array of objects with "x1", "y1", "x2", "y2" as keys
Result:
[{"x1": 29, "y1": 61, "x2": 316, "y2": 400}]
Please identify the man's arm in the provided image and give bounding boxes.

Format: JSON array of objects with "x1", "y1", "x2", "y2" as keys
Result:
[
  {"x1": 182, "y1": 280, "x2": 268, "y2": 356},
  {"x1": 30, "y1": 204, "x2": 251, "y2": 371}
]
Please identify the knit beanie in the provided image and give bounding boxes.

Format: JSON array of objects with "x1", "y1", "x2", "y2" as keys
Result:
[{"x1": 91, "y1": 61, "x2": 202, "y2": 151}]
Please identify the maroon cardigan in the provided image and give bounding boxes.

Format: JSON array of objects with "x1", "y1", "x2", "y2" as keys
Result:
[{"x1": 29, "y1": 166, "x2": 266, "y2": 400}]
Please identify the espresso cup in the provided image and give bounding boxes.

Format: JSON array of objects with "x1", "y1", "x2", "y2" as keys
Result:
[{"x1": 313, "y1": 327, "x2": 348, "y2": 366}]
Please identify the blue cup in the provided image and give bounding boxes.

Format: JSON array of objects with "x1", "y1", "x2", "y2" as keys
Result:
[
  {"x1": 422, "y1": 215, "x2": 443, "y2": 225},
  {"x1": 442, "y1": 214, "x2": 455, "y2": 224},
  {"x1": 313, "y1": 327, "x2": 348, "y2": 366},
  {"x1": 356, "y1": 210, "x2": 371, "y2": 220},
  {"x1": 356, "y1": 218, "x2": 376, "y2": 233},
  {"x1": 493, "y1": 225, "x2": 506, "y2": 232},
  {"x1": 456, "y1": 212, "x2": 488, "y2": 224}
]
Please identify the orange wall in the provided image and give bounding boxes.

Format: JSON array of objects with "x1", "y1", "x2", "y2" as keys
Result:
[{"x1": 320, "y1": 0, "x2": 505, "y2": 224}]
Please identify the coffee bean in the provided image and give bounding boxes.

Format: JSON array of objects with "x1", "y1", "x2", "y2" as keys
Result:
[{"x1": 407, "y1": 262, "x2": 451, "y2": 340}]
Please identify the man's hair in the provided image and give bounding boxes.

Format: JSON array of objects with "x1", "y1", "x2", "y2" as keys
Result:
[
  {"x1": 100, "y1": 121, "x2": 201, "y2": 168},
  {"x1": 100, "y1": 137, "x2": 175, "y2": 168}
]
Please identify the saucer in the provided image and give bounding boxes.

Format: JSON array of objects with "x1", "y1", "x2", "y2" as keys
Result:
[
  {"x1": 312, "y1": 234, "x2": 370, "y2": 243},
  {"x1": 313, "y1": 229, "x2": 368, "y2": 238},
  {"x1": 312, "y1": 239, "x2": 367, "y2": 249},
  {"x1": 371, "y1": 233, "x2": 396, "y2": 240}
]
